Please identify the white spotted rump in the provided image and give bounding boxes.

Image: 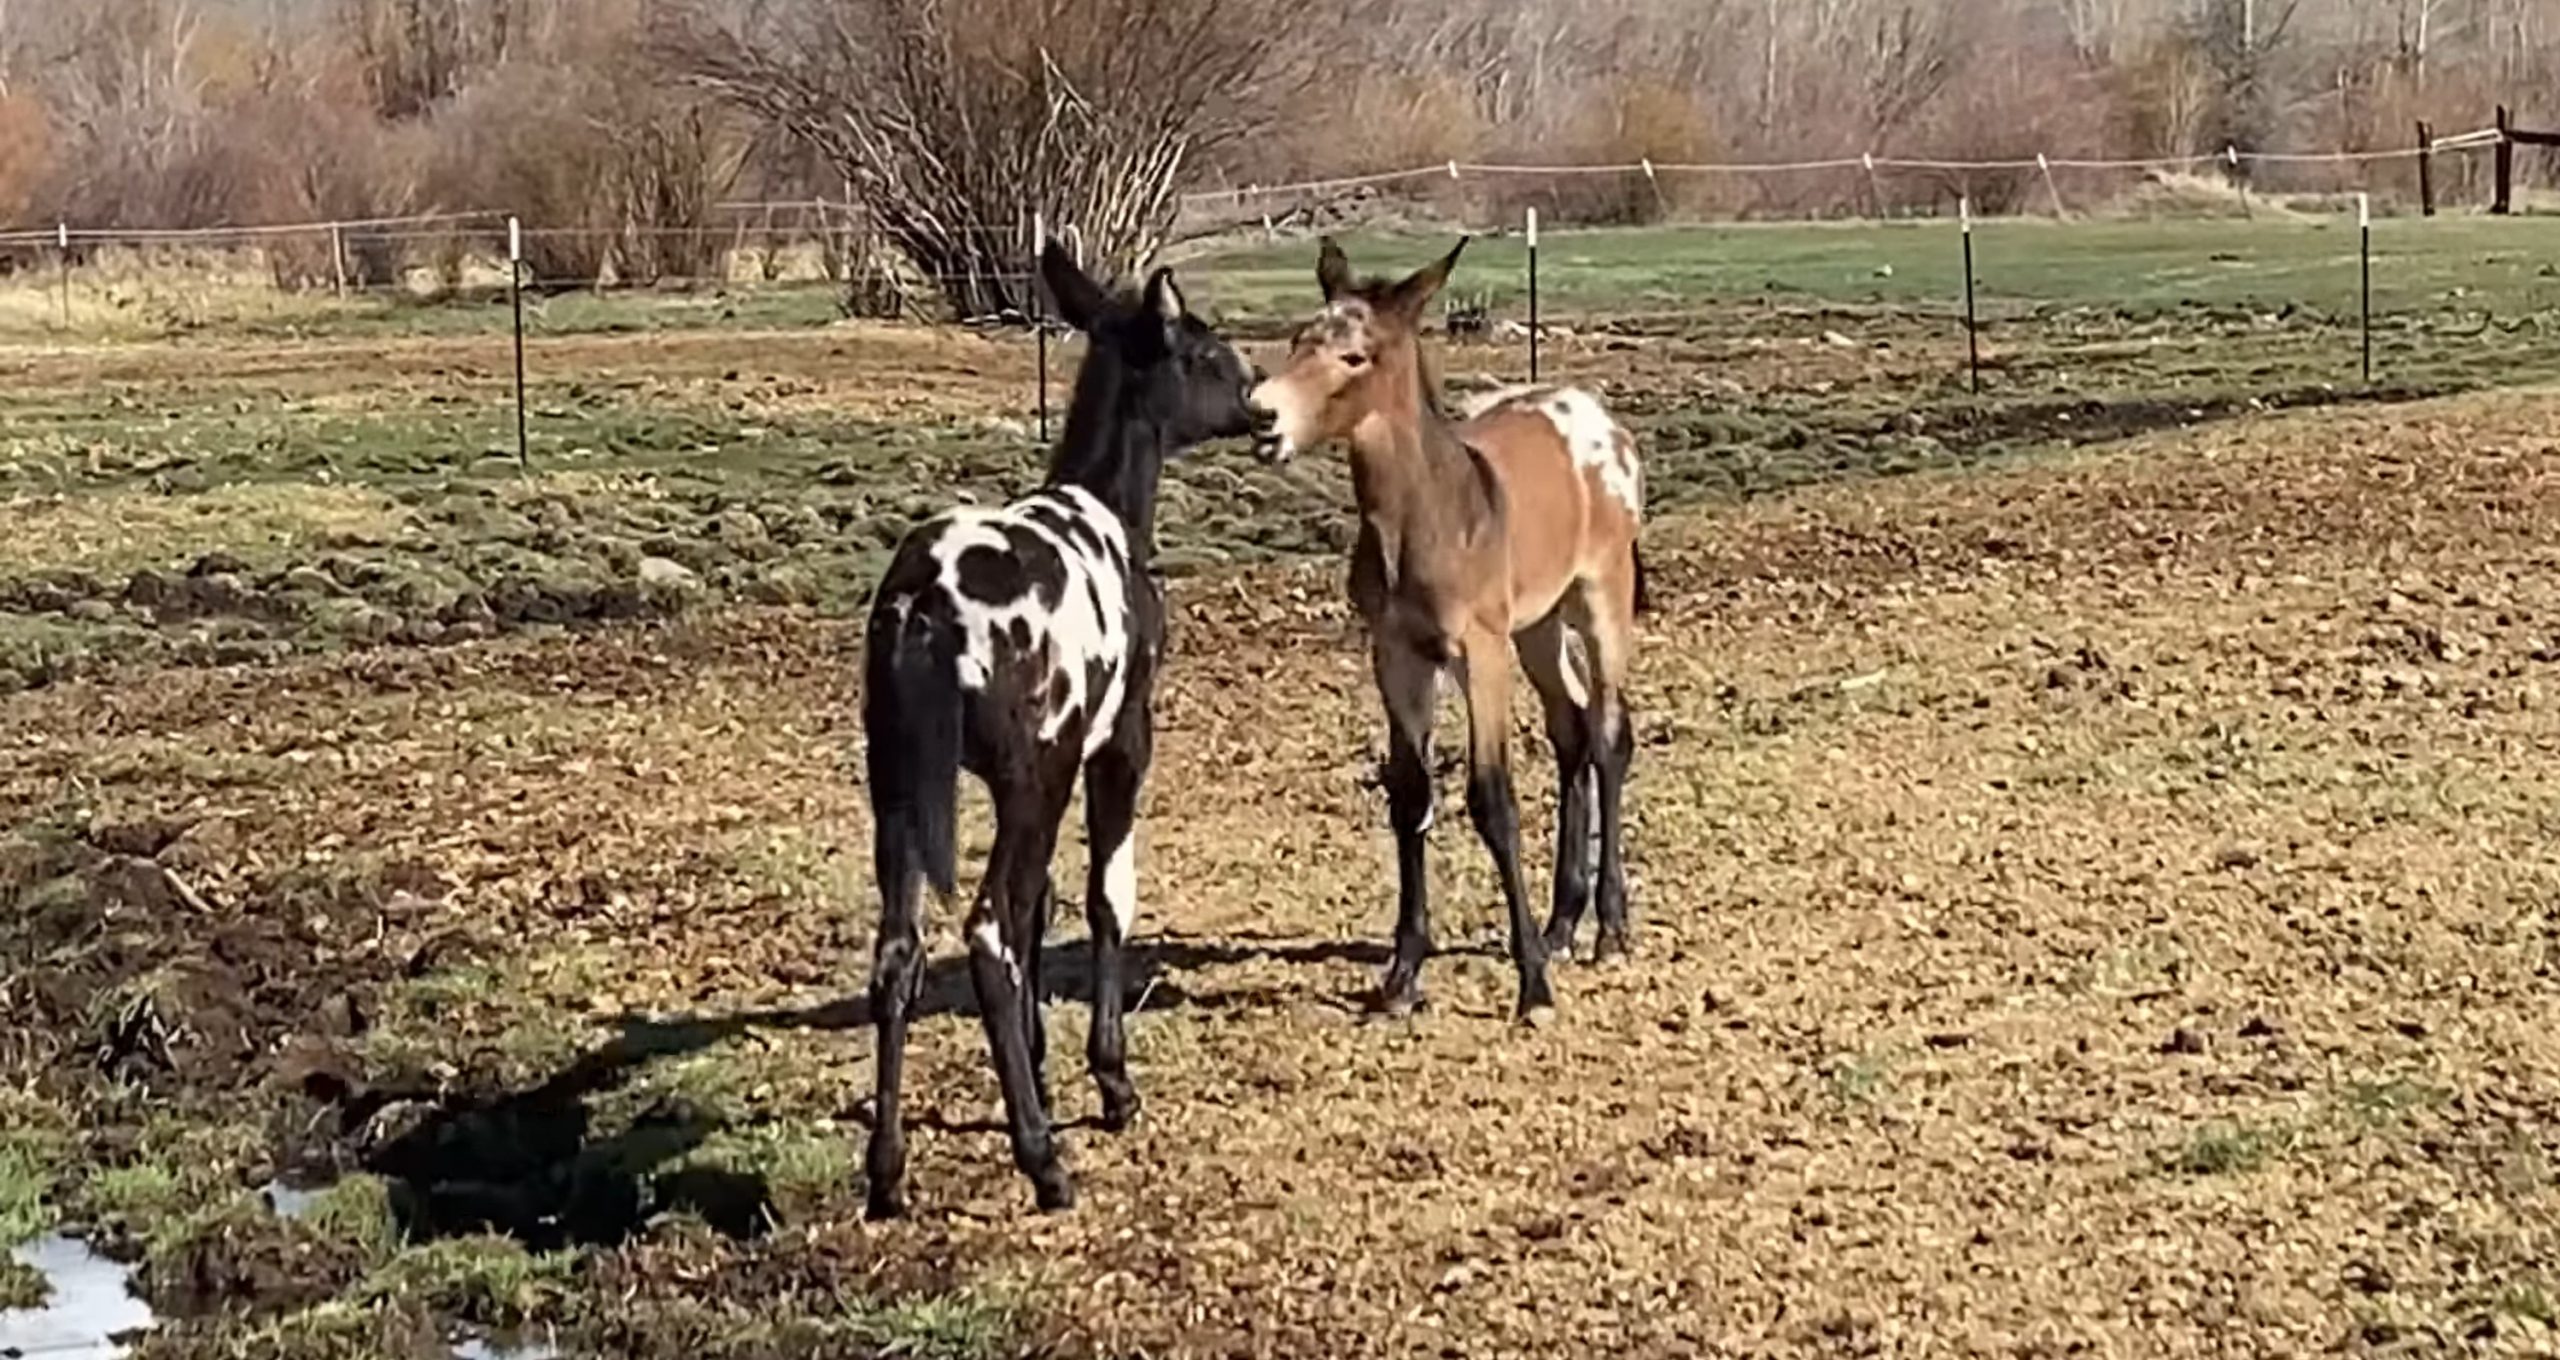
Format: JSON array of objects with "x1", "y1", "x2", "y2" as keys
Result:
[
  {"x1": 1463, "y1": 385, "x2": 1643, "y2": 517},
  {"x1": 909, "y1": 484, "x2": 1134, "y2": 759}
]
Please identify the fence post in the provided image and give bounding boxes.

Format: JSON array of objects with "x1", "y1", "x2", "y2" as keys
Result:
[
  {"x1": 1861, "y1": 152, "x2": 1883, "y2": 218},
  {"x1": 2415, "y1": 121, "x2": 2436, "y2": 218},
  {"x1": 509, "y1": 215, "x2": 529, "y2": 474},
  {"x1": 2493, "y1": 105, "x2": 2514, "y2": 215},
  {"x1": 1959, "y1": 196, "x2": 1979, "y2": 394},
  {"x1": 2037, "y1": 152, "x2": 2065, "y2": 218},
  {"x1": 1032, "y1": 209, "x2": 1049, "y2": 446},
  {"x1": 1525, "y1": 206, "x2": 1540, "y2": 384},
  {"x1": 2359, "y1": 192, "x2": 2373, "y2": 387},
  {"x1": 53, "y1": 222, "x2": 68, "y2": 330},
  {"x1": 331, "y1": 222, "x2": 349, "y2": 298}
]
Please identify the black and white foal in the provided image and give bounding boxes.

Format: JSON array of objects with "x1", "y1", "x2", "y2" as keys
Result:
[{"x1": 861, "y1": 242, "x2": 1263, "y2": 1216}]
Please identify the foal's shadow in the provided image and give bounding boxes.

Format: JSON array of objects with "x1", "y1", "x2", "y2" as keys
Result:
[
  {"x1": 314, "y1": 930, "x2": 1414, "y2": 1247},
  {"x1": 740, "y1": 929, "x2": 1408, "y2": 1036}
]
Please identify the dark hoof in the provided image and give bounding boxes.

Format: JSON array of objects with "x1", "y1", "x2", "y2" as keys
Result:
[
  {"x1": 1516, "y1": 971, "x2": 1557, "y2": 1024},
  {"x1": 1591, "y1": 931, "x2": 1633, "y2": 966},
  {"x1": 1541, "y1": 921, "x2": 1580, "y2": 963},
  {"x1": 1098, "y1": 1086, "x2": 1141, "y2": 1133},
  {"x1": 1366, "y1": 986, "x2": 1426, "y2": 1019},
  {"x1": 864, "y1": 1138, "x2": 906, "y2": 1220},
  {"x1": 1032, "y1": 1171, "x2": 1077, "y2": 1213}
]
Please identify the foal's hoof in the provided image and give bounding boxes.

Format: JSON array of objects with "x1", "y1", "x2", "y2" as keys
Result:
[
  {"x1": 1591, "y1": 931, "x2": 1633, "y2": 966},
  {"x1": 1032, "y1": 1170, "x2": 1077, "y2": 1214},
  {"x1": 1541, "y1": 922, "x2": 1580, "y2": 963},
  {"x1": 1515, "y1": 970, "x2": 1558, "y2": 1025},
  {"x1": 1098, "y1": 1085, "x2": 1142, "y2": 1133},
  {"x1": 1365, "y1": 986, "x2": 1426, "y2": 1019},
  {"x1": 864, "y1": 1185, "x2": 908, "y2": 1222}
]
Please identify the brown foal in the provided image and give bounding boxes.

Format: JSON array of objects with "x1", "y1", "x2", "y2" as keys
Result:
[{"x1": 1249, "y1": 236, "x2": 1644, "y2": 1020}]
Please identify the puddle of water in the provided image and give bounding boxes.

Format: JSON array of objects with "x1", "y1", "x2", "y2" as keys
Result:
[
  {"x1": 451, "y1": 1331, "x2": 561, "y2": 1360},
  {"x1": 257, "y1": 1176, "x2": 324, "y2": 1222},
  {"x1": 0, "y1": 1233, "x2": 156, "y2": 1360}
]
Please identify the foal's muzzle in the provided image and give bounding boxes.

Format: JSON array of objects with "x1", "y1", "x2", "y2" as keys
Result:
[{"x1": 1247, "y1": 404, "x2": 1286, "y2": 462}]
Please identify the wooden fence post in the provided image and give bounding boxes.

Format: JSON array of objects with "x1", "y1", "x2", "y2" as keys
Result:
[
  {"x1": 2493, "y1": 105, "x2": 2514, "y2": 216},
  {"x1": 2416, "y1": 121, "x2": 2435, "y2": 218}
]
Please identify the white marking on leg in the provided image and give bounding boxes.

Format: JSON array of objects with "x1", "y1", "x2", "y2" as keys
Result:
[
  {"x1": 970, "y1": 916, "x2": 1020, "y2": 985},
  {"x1": 1557, "y1": 629, "x2": 1591, "y2": 708},
  {"x1": 1581, "y1": 764, "x2": 1603, "y2": 865},
  {"x1": 1101, "y1": 836, "x2": 1137, "y2": 939}
]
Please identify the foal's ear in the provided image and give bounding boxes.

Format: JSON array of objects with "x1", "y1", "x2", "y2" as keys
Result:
[
  {"x1": 1039, "y1": 239, "x2": 1112, "y2": 333},
  {"x1": 1142, "y1": 266, "x2": 1185, "y2": 324},
  {"x1": 1315, "y1": 236, "x2": 1354, "y2": 301},
  {"x1": 1384, "y1": 236, "x2": 1468, "y2": 317}
]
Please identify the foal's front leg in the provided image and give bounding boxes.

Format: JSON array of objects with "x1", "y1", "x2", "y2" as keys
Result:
[
  {"x1": 1081, "y1": 719, "x2": 1149, "y2": 1130},
  {"x1": 1457, "y1": 633, "x2": 1556, "y2": 1021},
  {"x1": 1372, "y1": 638, "x2": 1440, "y2": 1015},
  {"x1": 968, "y1": 768, "x2": 1077, "y2": 1212}
]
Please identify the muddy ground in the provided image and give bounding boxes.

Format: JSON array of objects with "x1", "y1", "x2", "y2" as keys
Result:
[{"x1": 4, "y1": 273, "x2": 2560, "y2": 1356}]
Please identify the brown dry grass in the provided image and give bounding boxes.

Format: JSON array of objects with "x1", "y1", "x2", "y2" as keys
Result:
[
  {"x1": 7, "y1": 387, "x2": 2560, "y2": 1354},
  {"x1": 0, "y1": 482, "x2": 411, "y2": 576},
  {"x1": 0, "y1": 321, "x2": 1037, "y2": 425}
]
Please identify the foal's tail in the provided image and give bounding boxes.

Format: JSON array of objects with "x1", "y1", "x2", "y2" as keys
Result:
[
  {"x1": 1631, "y1": 541, "x2": 1653, "y2": 618},
  {"x1": 865, "y1": 597, "x2": 964, "y2": 905}
]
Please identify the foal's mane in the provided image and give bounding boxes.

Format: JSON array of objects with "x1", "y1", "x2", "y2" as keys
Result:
[{"x1": 1350, "y1": 280, "x2": 1455, "y2": 425}]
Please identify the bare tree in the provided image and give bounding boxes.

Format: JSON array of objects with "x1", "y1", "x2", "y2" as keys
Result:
[
  {"x1": 660, "y1": 0, "x2": 1300, "y2": 318},
  {"x1": 1850, "y1": 2, "x2": 1959, "y2": 139},
  {"x1": 2184, "y1": 0, "x2": 2300, "y2": 167},
  {"x1": 336, "y1": 0, "x2": 521, "y2": 119}
]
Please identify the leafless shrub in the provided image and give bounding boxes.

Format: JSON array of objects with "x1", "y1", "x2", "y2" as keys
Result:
[{"x1": 659, "y1": 0, "x2": 1308, "y2": 318}]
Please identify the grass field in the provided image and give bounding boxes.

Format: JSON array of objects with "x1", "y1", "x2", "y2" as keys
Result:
[{"x1": 4, "y1": 218, "x2": 2560, "y2": 1357}]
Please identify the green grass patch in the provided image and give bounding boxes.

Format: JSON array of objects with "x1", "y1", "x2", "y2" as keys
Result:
[
  {"x1": 83, "y1": 1162, "x2": 185, "y2": 1224},
  {"x1": 360, "y1": 1235, "x2": 579, "y2": 1329},
  {"x1": 299, "y1": 1176, "x2": 399, "y2": 1263},
  {"x1": 2339, "y1": 1076, "x2": 2452, "y2": 1128},
  {"x1": 1185, "y1": 216, "x2": 2560, "y2": 324},
  {"x1": 215, "y1": 1298, "x2": 442, "y2": 1360},
  {"x1": 357, "y1": 961, "x2": 596, "y2": 1089},
  {"x1": 670, "y1": 1121, "x2": 853, "y2": 1221},
  {"x1": 2161, "y1": 1119, "x2": 2299, "y2": 1176},
  {"x1": 1825, "y1": 1050, "x2": 1897, "y2": 1108},
  {"x1": 0, "y1": 1253, "x2": 43, "y2": 1308},
  {"x1": 2491, "y1": 1280, "x2": 2559, "y2": 1327},
  {"x1": 0, "y1": 1124, "x2": 65, "y2": 1246},
  {"x1": 839, "y1": 1285, "x2": 1024, "y2": 1360}
]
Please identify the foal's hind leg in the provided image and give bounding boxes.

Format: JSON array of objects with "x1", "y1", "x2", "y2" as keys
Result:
[
  {"x1": 1020, "y1": 874, "x2": 1055, "y2": 1116},
  {"x1": 1584, "y1": 566, "x2": 1641, "y2": 962},
  {"x1": 1517, "y1": 609, "x2": 1597, "y2": 961},
  {"x1": 1080, "y1": 710, "x2": 1150, "y2": 1130},
  {"x1": 864, "y1": 827, "x2": 929, "y2": 1221},
  {"x1": 968, "y1": 757, "x2": 1079, "y2": 1212}
]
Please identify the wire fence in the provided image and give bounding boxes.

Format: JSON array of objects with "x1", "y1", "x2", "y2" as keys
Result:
[
  {"x1": 1174, "y1": 127, "x2": 2515, "y2": 206},
  {"x1": 0, "y1": 125, "x2": 2530, "y2": 260},
  {"x1": 6, "y1": 127, "x2": 2560, "y2": 478}
]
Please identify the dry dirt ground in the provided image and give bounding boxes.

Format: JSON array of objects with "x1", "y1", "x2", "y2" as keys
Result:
[{"x1": 8, "y1": 376, "x2": 2560, "y2": 1355}]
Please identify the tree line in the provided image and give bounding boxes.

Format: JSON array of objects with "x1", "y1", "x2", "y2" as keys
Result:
[{"x1": 0, "y1": 0, "x2": 2548, "y2": 314}]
